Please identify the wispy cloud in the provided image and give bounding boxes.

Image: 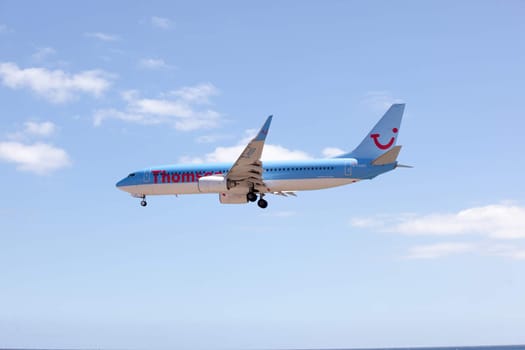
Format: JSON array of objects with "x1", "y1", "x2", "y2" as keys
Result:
[
  {"x1": 138, "y1": 58, "x2": 173, "y2": 70},
  {"x1": 181, "y1": 144, "x2": 312, "y2": 163},
  {"x1": 487, "y1": 244, "x2": 525, "y2": 260},
  {"x1": 1, "y1": 121, "x2": 69, "y2": 175},
  {"x1": 406, "y1": 242, "x2": 476, "y2": 259},
  {"x1": 24, "y1": 121, "x2": 56, "y2": 137},
  {"x1": 93, "y1": 83, "x2": 221, "y2": 131},
  {"x1": 406, "y1": 242, "x2": 525, "y2": 260},
  {"x1": 183, "y1": 119, "x2": 348, "y2": 163},
  {"x1": 180, "y1": 128, "x2": 312, "y2": 163},
  {"x1": 8, "y1": 121, "x2": 57, "y2": 141},
  {"x1": 169, "y1": 83, "x2": 218, "y2": 103},
  {"x1": 195, "y1": 134, "x2": 232, "y2": 144},
  {"x1": 0, "y1": 142, "x2": 70, "y2": 175},
  {"x1": 151, "y1": 16, "x2": 173, "y2": 29},
  {"x1": 0, "y1": 62, "x2": 113, "y2": 103},
  {"x1": 85, "y1": 32, "x2": 119, "y2": 42},
  {"x1": 351, "y1": 203, "x2": 525, "y2": 260},
  {"x1": 351, "y1": 203, "x2": 525, "y2": 240},
  {"x1": 322, "y1": 147, "x2": 345, "y2": 158},
  {"x1": 0, "y1": 23, "x2": 10, "y2": 34},
  {"x1": 32, "y1": 47, "x2": 56, "y2": 62},
  {"x1": 363, "y1": 91, "x2": 404, "y2": 112}
]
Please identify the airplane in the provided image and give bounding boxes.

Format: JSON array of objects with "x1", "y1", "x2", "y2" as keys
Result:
[{"x1": 116, "y1": 103, "x2": 408, "y2": 208}]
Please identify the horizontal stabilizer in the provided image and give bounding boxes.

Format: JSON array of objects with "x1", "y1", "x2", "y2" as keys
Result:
[{"x1": 372, "y1": 145, "x2": 402, "y2": 165}]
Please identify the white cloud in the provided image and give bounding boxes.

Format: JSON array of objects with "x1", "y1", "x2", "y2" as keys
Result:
[
  {"x1": 24, "y1": 121, "x2": 56, "y2": 137},
  {"x1": 406, "y1": 242, "x2": 475, "y2": 259},
  {"x1": 32, "y1": 47, "x2": 56, "y2": 62},
  {"x1": 151, "y1": 16, "x2": 173, "y2": 29},
  {"x1": 93, "y1": 84, "x2": 221, "y2": 131},
  {"x1": 85, "y1": 32, "x2": 119, "y2": 41},
  {"x1": 513, "y1": 251, "x2": 525, "y2": 259},
  {"x1": 351, "y1": 203, "x2": 525, "y2": 260},
  {"x1": 180, "y1": 136, "x2": 312, "y2": 163},
  {"x1": 407, "y1": 243, "x2": 475, "y2": 259},
  {"x1": 406, "y1": 242, "x2": 525, "y2": 260},
  {"x1": 486, "y1": 244, "x2": 525, "y2": 260},
  {"x1": 351, "y1": 203, "x2": 525, "y2": 240},
  {"x1": 0, "y1": 141, "x2": 70, "y2": 175},
  {"x1": 398, "y1": 204, "x2": 525, "y2": 239},
  {"x1": 181, "y1": 118, "x2": 344, "y2": 163},
  {"x1": 170, "y1": 83, "x2": 218, "y2": 103},
  {"x1": 138, "y1": 58, "x2": 172, "y2": 70},
  {"x1": 1, "y1": 121, "x2": 69, "y2": 175},
  {"x1": 322, "y1": 147, "x2": 345, "y2": 158},
  {"x1": 93, "y1": 108, "x2": 155, "y2": 126},
  {"x1": 196, "y1": 134, "x2": 231, "y2": 144},
  {"x1": 175, "y1": 114, "x2": 221, "y2": 131},
  {"x1": 363, "y1": 91, "x2": 404, "y2": 112},
  {"x1": 0, "y1": 24, "x2": 10, "y2": 34},
  {"x1": 262, "y1": 145, "x2": 312, "y2": 161},
  {"x1": 8, "y1": 121, "x2": 57, "y2": 141},
  {"x1": 131, "y1": 98, "x2": 193, "y2": 117},
  {"x1": 0, "y1": 62, "x2": 112, "y2": 103}
]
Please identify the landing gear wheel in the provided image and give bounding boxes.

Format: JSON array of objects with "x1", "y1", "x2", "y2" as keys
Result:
[
  {"x1": 247, "y1": 192, "x2": 257, "y2": 202},
  {"x1": 257, "y1": 198, "x2": 268, "y2": 209},
  {"x1": 140, "y1": 200, "x2": 147, "y2": 207}
]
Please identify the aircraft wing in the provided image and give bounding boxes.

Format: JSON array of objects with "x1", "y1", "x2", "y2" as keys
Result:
[{"x1": 226, "y1": 115, "x2": 272, "y2": 192}]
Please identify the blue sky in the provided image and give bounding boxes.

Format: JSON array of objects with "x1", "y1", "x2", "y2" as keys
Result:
[{"x1": 1, "y1": 1, "x2": 525, "y2": 349}]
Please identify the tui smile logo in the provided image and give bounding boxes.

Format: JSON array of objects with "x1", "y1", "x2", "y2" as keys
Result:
[{"x1": 371, "y1": 128, "x2": 398, "y2": 150}]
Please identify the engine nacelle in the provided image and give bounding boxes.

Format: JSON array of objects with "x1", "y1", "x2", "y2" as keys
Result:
[
  {"x1": 198, "y1": 175, "x2": 228, "y2": 193},
  {"x1": 219, "y1": 192, "x2": 248, "y2": 204}
]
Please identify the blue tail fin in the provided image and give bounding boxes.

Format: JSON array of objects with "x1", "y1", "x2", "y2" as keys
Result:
[{"x1": 337, "y1": 104, "x2": 405, "y2": 160}]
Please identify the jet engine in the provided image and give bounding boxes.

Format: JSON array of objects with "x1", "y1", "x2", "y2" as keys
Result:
[{"x1": 198, "y1": 175, "x2": 228, "y2": 193}]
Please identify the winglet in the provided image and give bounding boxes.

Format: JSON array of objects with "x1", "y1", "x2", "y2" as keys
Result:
[{"x1": 254, "y1": 115, "x2": 273, "y2": 141}]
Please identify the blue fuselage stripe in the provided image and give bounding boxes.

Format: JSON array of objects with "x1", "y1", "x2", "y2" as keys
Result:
[{"x1": 116, "y1": 158, "x2": 396, "y2": 187}]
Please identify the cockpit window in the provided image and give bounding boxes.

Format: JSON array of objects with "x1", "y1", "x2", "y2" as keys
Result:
[{"x1": 128, "y1": 173, "x2": 136, "y2": 177}]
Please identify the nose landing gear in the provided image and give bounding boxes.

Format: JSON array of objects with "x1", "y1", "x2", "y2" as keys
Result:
[{"x1": 133, "y1": 194, "x2": 147, "y2": 207}]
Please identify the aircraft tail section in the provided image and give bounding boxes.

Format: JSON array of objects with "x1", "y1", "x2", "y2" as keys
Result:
[
  {"x1": 337, "y1": 103, "x2": 405, "y2": 160},
  {"x1": 372, "y1": 145, "x2": 402, "y2": 165}
]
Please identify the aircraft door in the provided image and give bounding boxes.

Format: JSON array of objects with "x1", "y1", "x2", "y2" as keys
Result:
[
  {"x1": 344, "y1": 161, "x2": 352, "y2": 177},
  {"x1": 144, "y1": 168, "x2": 151, "y2": 183}
]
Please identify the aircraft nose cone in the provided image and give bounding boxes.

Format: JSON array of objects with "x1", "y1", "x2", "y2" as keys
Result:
[{"x1": 116, "y1": 178, "x2": 127, "y2": 188}]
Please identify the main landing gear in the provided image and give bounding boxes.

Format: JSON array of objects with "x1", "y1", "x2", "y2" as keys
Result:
[
  {"x1": 247, "y1": 191, "x2": 268, "y2": 209},
  {"x1": 133, "y1": 194, "x2": 147, "y2": 207},
  {"x1": 247, "y1": 192, "x2": 257, "y2": 202},
  {"x1": 257, "y1": 197, "x2": 268, "y2": 209}
]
